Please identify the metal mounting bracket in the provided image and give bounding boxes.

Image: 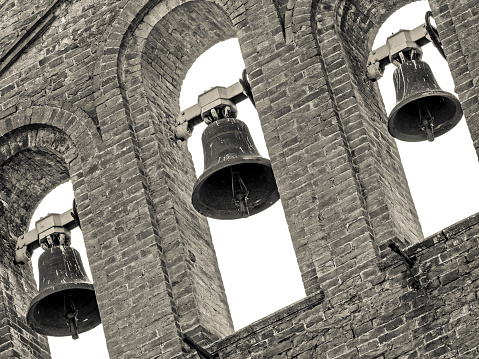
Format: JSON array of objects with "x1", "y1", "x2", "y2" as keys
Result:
[
  {"x1": 367, "y1": 23, "x2": 433, "y2": 81},
  {"x1": 175, "y1": 81, "x2": 247, "y2": 140},
  {"x1": 174, "y1": 65, "x2": 260, "y2": 142},
  {"x1": 15, "y1": 208, "x2": 78, "y2": 264},
  {"x1": 388, "y1": 241, "x2": 420, "y2": 289},
  {"x1": 183, "y1": 334, "x2": 219, "y2": 359}
]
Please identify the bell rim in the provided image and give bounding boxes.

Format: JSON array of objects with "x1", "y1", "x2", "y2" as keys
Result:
[
  {"x1": 192, "y1": 156, "x2": 280, "y2": 219},
  {"x1": 388, "y1": 90, "x2": 463, "y2": 142},
  {"x1": 27, "y1": 282, "x2": 101, "y2": 337}
]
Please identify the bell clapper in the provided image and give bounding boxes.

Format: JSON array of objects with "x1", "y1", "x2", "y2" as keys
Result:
[
  {"x1": 418, "y1": 101, "x2": 435, "y2": 142},
  {"x1": 231, "y1": 169, "x2": 250, "y2": 218},
  {"x1": 65, "y1": 296, "x2": 79, "y2": 339},
  {"x1": 65, "y1": 310, "x2": 79, "y2": 339}
]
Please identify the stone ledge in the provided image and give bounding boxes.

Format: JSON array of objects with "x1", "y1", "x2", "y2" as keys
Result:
[
  {"x1": 380, "y1": 211, "x2": 479, "y2": 270},
  {"x1": 208, "y1": 290, "x2": 325, "y2": 353}
]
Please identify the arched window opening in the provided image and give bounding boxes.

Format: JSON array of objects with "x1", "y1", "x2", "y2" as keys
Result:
[
  {"x1": 29, "y1": 182, "x2": 109, "y2": 359},
  {"x1": 182, "y1": 39, "x2": 306, "y2": 330},
  {"x1": 374, "y1": 2, "x2": 479, "y2": 236}
]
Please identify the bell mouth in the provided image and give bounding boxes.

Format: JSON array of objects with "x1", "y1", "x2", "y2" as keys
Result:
[
  {"x1": 192, "y1": 156, "x2": 280, "y2": 220},
  {"x1": 27, "y1": 284, "x2": 101, "y2": 337},
  {"x1": 388, "y1": 91, "x2": 463, "y2": 142}
]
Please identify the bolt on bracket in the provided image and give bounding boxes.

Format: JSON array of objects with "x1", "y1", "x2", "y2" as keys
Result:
[
  {"x1": 15, "y1": 207, "x2": 78, "y2": 264},
  {"x1": 183, "y1": 334, "x2": 219, "y2": 359},
  {"x1": 367, "y1": 20, "x2": 437, "y2": 81},
  {"x1": 175, "y1": 70, "x2": 254, "y2": 140}
]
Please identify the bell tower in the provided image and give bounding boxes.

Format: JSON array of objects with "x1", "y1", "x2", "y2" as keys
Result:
[{"x1": 0, "y1": 0, "x2": 478, "y2": 358}]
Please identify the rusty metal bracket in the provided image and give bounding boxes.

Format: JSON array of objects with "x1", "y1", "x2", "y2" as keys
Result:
[
  {"x1": 15, "y1": 208, "x2": 77, "y2": 264},
  {"x1": 174, "y1": 71, "x2": 253, "y2": 140},
  {"x1": 239, "y1": 69, "x2": 255, "y2": 107},
  {"x1": 388, "y1": 242, "x2": 415, "y2": 267},
  {"x1": 388, "y1": 241, "x2": 420, "y2": 289},
  {"x1": 183, "y1": 335, "x2": 219, "y2": 359},
  {"x1": 367, "y1": 12, "x2": 445, "y2": 81},
  {"x1": 424, "y1": 11, "x2": 446, "y2": 60}
]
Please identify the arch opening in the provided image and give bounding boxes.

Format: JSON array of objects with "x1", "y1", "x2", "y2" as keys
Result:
[
  {"x1": 0, "y1": 125, "x2": 73, "y2": 244},
  {"x1": 373, "y1": 1, "x2": 479, "y2": 236},
  {"x1": 29, "y1": 182, "x2": 109, "y2": 359},
  {"x1": 0, "y1": 123, "x2": 107, "y2": 358},
  {"x1": 182, "y1": 39, "x2": 306, "y2": 330},
  {"x1": 120, "y1": 0, "x2": 306, "y2": 336}
]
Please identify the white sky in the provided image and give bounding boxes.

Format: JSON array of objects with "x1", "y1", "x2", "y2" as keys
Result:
[{"x1": 26, "y1": 1, "x2": 479, "y2": 357}]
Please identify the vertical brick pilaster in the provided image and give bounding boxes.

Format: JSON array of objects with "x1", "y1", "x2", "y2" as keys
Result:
[
  {"x1": 328, "y1": 1, "x2": 424, "y2": 249},
  {"x1": 429, "y1": 0, "x2": 479, "y2": 156},
  {"x1": 235, "y1": 0, "x2": 424, "y2": 300},
  {"x1": 110, "y1": 1, "x2": 238, "y2": 349},
  {"x1": 78, "y1": 119, "x2": 186, "y2": 358}
]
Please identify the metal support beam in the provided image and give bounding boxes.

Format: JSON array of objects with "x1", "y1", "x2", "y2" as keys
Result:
[
  {"x1": 183, "y1": 334, "x2": 219, "y2": 359},
  {"x1": 175, "y1": 81, "x2": 248, "y2": 140},
  {"x1": 15, "y1": 208, "x2": 77, "y2": 264},
  {"x1": 367, "y1": 23, "x2": 432, "y2": 81}
]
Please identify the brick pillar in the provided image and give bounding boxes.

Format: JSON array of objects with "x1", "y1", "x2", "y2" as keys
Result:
[
  {"x1": 75, "y1": 120, "x2": 185, "y2": 358},
  {"x1": 90, "y1": 3, "x2": 237, "y2": 356},
  {"x1": 83, "y1": 84, "x2": 233, "y2": 358},
  {"x1": 318, "y1": 1, "x2": 425, "y2": 250},
  {"x1": 428, "y1": 0, "x2": 479, "y2": 154},
  {"x1": 234, "y1": 0, "x2": 423, "y2": 299}
]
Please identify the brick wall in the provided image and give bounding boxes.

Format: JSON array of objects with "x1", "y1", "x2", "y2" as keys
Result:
[
  {"x1": 0, "y1": 0, "x2": 477, "y2": 358},
  {"x1": 195, "y1": 212, "x2": 479, "y2": 358}
]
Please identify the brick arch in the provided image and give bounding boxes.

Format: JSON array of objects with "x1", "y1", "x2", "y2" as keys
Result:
[
  {"x1": 95, "y1": 0, "x2": 287, "y2": 120},
  {"x1": 122, "y1": 1, "x2": 237, "y2": 129},
  {"x1": 0, "y1": 104, "x2": 101, "y2": 238},
  {"x1": 0, "y1": 124, "x2": 75, "y2": 230},
  {"x1": 0, "y1": 105, "x2": 101, "y2": 161},
  {"x1": 0, "y1": 124, "x2": 76, "y2": 167},
  {"x1": 96, "y1": 0, "x2": 237, "y2": 113},
  {"x1": 0, "y1": 123, "x2": 79, "y2": 359}
]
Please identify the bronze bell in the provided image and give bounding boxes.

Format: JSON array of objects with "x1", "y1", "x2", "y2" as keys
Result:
[
  {"x1": 192, "y1": 117, "x2": 279, "y2": 219},
  {"x1": 388, "y1": 59, "x2": 463, "y2": 142},
  {"x1": 27, "y1": 245, "x2": 101, "y2": 339}
]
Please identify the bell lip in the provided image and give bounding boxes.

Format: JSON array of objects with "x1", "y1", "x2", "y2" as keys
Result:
[
  {"x1": 388, "y1": 90, "x2": 463, "y2": 142},
  {"x1": 27, "y1": 282, "x2": 101, "y2": 337},
  {"x1": 192, "y1": 156, "x2": 280, "y2": 220}
]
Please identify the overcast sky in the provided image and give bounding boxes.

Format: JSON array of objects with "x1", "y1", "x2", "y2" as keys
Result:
[{"x1": 27, "y1": 1, "x2": 479, "y2": 357}]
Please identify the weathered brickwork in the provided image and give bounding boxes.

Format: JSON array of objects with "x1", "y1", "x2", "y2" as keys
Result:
[
  {"x1": 197, "y1": 213, "x2": 479, "y2": 359},
  {"x1": 429, "y1": 0, "x2": 479, "y2": 156},
  {"x1": 0, "y1": 0, "x2": 477, "y2": 358}
]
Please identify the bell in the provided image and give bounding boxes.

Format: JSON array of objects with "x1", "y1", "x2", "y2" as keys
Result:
[
  {"x1": 27, "y1": 245, "x2": 101, "y2": 339},
  {"x1": 192, "y1": 117, "x2": 279, "y2": 219},
  {"x1": 388, "y1": 59, "x2": 463, "y2": 142}
]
